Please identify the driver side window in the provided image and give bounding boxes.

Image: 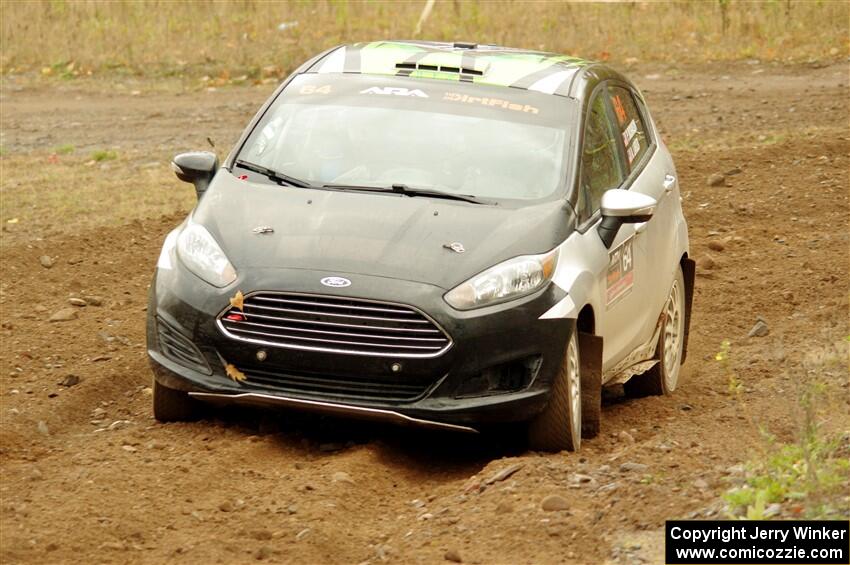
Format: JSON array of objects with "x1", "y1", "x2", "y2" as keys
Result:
[{"x1": 578, "y1": 90, "x2": 626, "y2": 223}]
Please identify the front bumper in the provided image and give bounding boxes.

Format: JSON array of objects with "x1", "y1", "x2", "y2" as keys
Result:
[{"x1": 147, "y1": 264, "x2": 572, "y2": 429}]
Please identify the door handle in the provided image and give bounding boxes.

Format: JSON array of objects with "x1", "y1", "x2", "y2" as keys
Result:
[{"x1": 662, "y1": 174, "x2": 676, "y2": 193}]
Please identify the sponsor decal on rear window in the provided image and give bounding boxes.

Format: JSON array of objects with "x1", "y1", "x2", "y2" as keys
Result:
[
  {"x1": 443, "y1": 92, "x2": 539, "y2": 114},
  {"x1": 360, "y1": 86, "x2": 428, "y2": 97},
  {"x1": 606, "y1": 235, "x2": 634, "y2": 307}
]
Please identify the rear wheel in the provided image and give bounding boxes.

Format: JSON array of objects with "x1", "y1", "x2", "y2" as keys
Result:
[
  {"x1": 153, "y1": 380, "x2": 201, "y2": 422},
  {"x1": 527, "y1": 327, "x2": 581, "y2": 452},
  {"x1": 625, "y1": 267, "x2": 686, "y2": 397}
]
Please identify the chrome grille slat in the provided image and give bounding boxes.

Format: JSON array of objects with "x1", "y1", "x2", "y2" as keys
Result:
[
  {"x1": 253, "y1": 295, "x2": 413, "y2": 315},
  {"x1": 232, "y1": 319, "x2": 448, "y2": 342},
  {"x1": 244, "y1": 302, "x2": 431, "y2": 324},
  {"x1": 218, "y1": 292, "x2": 452, "y2": 358},
  {"x1": 232, "y1": 311, "x2": 442, "y2": 334},
  {"x1": 227, "y1": 326, "x2": 445, "y2": 351}
]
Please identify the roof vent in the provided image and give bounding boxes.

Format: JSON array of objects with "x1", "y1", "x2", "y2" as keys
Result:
[
  {"x1": 453, "y1": 42, "x2": 478, "y2": 49},
  {"x1": 395, "y1": 62, "x2": 483, "y2": 76}
]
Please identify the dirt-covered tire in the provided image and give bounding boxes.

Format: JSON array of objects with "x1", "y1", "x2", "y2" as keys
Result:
[
  {"x1": 153, "y1": 380, "x2": 201, "y2": 422},
  {"x1": 625, "y1": 266, "x2": 686, "y2": 398},
  {"x1": 527, "y1": 327, "x2": 581, "y2": 452}
]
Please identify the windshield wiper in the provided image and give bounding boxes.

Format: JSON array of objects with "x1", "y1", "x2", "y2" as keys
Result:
[
  {"x1": 322, "y1": 182, "x2": 488, "y2": 205},
  {"x1": 234, "y1": 160, "x2": 312, "y2": 188}
]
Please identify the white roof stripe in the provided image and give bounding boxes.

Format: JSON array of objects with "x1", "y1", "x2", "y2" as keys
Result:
[
  {"x1": 317, "y1": 47, "x2": 346, "y2": 73},
  {"x1": 527, "y1": 70, "x2": 573, "y2": 95}
]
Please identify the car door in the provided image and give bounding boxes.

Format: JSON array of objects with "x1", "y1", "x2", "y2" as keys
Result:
[
  {"x1": 573, "y1": 84, "x2": 653, "y2": 373},
  {"x1": 607, "y1": 84, "x2": 676, "y2": 343}
]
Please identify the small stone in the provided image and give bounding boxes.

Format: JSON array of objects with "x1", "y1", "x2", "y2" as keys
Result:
[
  {"x1": 725, "y1": 464, "x2": 745, "y2": 476},
  {"x1": 707, "y1": 240, "x2": 725, "y2": 252},
  {"x1": 693, "y1": 478, "x2": 709, "y2": 489},
  {"x1": 295, "y1": 528, "x2": 310, "y2": 541},
  {"x1": 619, "y1": 462, "x2": 648, "y2": 473},
  {"x1": 331, "y1": 471, "x2": 354, "y2": 484},
  {"x1": 724, "y1": 166, "x2": 742, "y2": 176},
  {"x1": 254, "y1": 546, "x2": 273, "y2": 560},
  {"x1": 68, "y1": 298, "x2": 87, "y2": 307},
  {"x1": 92, "y1": 407, "x2": 106, "y2": 418},
  {"x1": 707, "y1": 173, "x2": 726, "y2": 187},
  {"x1": 444, "y1": 548, "x2": 463, "y2": 563},
  {"x1": 49, "y1": 308, "x2": 78, "y2": 322},
  {"x1": 121, "y1": 444, "x2": 137, "y2": 453},
  {"x1": 39, "y1": 255, "x2": 54, "y2": 268},
  {"x1": 218, "y1": 501, "x2": 235, "y2": 512},
  {"x1": 764, "y1": 503, "x2": 782, "y2": 518},
  {"x1": 252, "y1": 530, "x2": 273, "y2": 541},
  {"x1": 58, "y1": 374, "x2": 81, "y2": 387},
  {"x1": 109, "y1": 420, "x2": 131, "y2": 431},
  {"x1": 618, "y1": 431, "x2": 635, "y2": 444},
  {"x1": 83, "y1": 295, "x2": 103, "y2": 306},
  {"x1": 37, "y1": 421, "x2": 49, "y2": 435},
  {"x1": 697, "y1": 255, "x2": 715, "y2": 270},
  {"x1": 570, "y1": 473, "x2": 595, "y2": 484},
  {"x1": 495, "y1": 501, "x2": 514, "y2": 514},
  {"x1": 540, "y1": 494, "x2": 570, "y2": 512},
  {"x1": 748, "y1": 320, "x2": 770, "y2": 338}
]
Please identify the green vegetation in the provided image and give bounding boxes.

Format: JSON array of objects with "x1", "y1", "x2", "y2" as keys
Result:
[
  {"x1": 53, "y1": 144, "x2": 75, "y2": 155},
  {"x1": 1, "y1": 1, "x2": 847, "y2": 80},
  {"x1": 719, "y1": 339, "x2": 850, "y2": 520},
  {"x1": 90, "y1": 149, "x2": 118, "y2": 162}
]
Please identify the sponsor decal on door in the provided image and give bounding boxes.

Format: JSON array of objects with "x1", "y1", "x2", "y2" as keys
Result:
[{"x1": 606, "y1": 235, "x2": 634, "y2": 308}]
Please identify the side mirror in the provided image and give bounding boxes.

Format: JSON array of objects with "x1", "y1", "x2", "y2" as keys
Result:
[
  {"x1": 171, "y1": 151, "x2": 219, "y2": 198},
  {"x1": 597, "y1": 189, "x2": 657, "y2": 248}
]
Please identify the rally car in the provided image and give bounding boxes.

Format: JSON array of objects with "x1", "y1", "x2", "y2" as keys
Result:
[{"x1": 147, "y1": 41, "x2": 694, "y2": 452}]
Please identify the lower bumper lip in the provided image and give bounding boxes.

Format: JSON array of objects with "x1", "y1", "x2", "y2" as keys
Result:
[{"x1": 188, "y1": 391, "x2": 479, "y2": 434}]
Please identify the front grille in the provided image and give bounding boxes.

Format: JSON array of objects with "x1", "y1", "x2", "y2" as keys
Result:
[
  {"x1": 235, "y1": 364, "x2": 434, "y2": 402},
  {"x1": 157, "y1": 318, "x2": 211, "y2": 374},
  {"x1": 217, "y1": 292, "x2": 452, "y2": 358}
]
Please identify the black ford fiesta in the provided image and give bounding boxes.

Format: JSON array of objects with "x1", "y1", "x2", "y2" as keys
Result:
[{"x1": 147, "y1": 41, "x2": 692, "y2": 452}]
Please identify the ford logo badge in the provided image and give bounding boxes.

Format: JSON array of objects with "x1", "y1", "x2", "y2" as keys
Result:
[{"x1": 321, "y1": 276, "x2": 351, "y2": 288}]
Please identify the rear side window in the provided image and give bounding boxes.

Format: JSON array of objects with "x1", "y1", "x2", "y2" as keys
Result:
[
  {"x1": 578, "y1": 92, "x2": 626, "y2": 221},
  {"x1": 608, "y1": 86, "x2": 649, "y2": 171}
]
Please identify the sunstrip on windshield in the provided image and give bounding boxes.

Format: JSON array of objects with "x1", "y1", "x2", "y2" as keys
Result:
[{"x1": 307, "y1": 41, "x2": 589, "y2": 97}]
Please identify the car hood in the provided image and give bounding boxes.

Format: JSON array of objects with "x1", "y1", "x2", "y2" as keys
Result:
[{"x1": 193, "y1": 172, "x2": 575, "y2": 290}]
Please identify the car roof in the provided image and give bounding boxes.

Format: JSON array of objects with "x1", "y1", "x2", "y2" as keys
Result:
[{"x1": 304, "y1": 40, "x2": 596, "y2": 98}]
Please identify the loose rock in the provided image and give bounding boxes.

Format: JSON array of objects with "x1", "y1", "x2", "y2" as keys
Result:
[
  {"x1": 748, "y1": 320, "x2": 770, "y2": 338},
  {"x1": 444, "y1": 548, "x2": 463, "y2": 563},
  {"x1": 541, "y1": 494, "x2": 570, "y2": 511},
  {"x1": 49, "y1": 308, "x2": 78, "y2": 322},
  {"x1": 218, "y1": 501, "x2": 235, "y2": 512},
  {"x1": 83, "y1": 295, "x2": 104, "y2": 306},
  {"x1": 618, "y1": 430, "x2": 635, "y2": 444},
  {"x1": 619, "y1": 462, "x2": 648, "y2": 473},
  {"x1": 707, "y1": 240, "x2": 725, "y2": 252},
  {"x1": 697, "y1": 255, "x2": 716, "y2": 270},
  {"x1": 707, "y1": 173, "x2": 726, "y2": 187},
  {"x1": 68, "y1": 297, "x2": 87, "y2": 307},
  {"x1": 58, "y1": 374, "x2": 81, "y2": 387},
  {"x1": 39, "y1": 255, "x2": 54, "y2": 268}
]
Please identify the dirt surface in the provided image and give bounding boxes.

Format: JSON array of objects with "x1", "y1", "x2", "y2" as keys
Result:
[{"x1": 1, "y1": 62, "x2": 848, "y2": 564}]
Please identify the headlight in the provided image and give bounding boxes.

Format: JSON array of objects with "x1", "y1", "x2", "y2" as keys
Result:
[
  {"x1": 176, "y1": 220, "x2": 237, "y2": 287},
  {"x1": 444, "y1": 249, "x2": 559, "y2": 310}
]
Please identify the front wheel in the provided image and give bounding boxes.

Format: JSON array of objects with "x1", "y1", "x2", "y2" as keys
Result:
[
  {"x1": 625, "y1": 266, "x2": 686, "y2": 397},
  {"x1": 527, "y1": 327, "x2": 581, "y2": 452}
]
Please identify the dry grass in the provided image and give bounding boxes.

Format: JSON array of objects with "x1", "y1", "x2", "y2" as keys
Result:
[
  {"x1": 0, "y1": 152, "x2": 195, "y2": 244},
  {"x1": 1, "y1": 1, "x2": 847, "y2": 80}
]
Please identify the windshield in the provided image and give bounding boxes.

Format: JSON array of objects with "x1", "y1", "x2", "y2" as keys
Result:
[{"x1": 237, "y1": 74, "x2": 575, "y2": 203}]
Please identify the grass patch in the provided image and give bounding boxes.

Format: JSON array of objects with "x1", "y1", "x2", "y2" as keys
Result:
[
  {"x1": 0, "y1": 1, "x2": 847, "y2": 79},
  {"x1": 53, "y1": 144, "x2": 75, "y2": 155},
  {"x1": 0, "y1": 151, "x2": 195, "y2": 244},
  {"x1": 720, "y1": 338, "x2": 850, "y2": 520},
  {"x1": 91, "y1": 149, "x2": 118, "y2": 162}
]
